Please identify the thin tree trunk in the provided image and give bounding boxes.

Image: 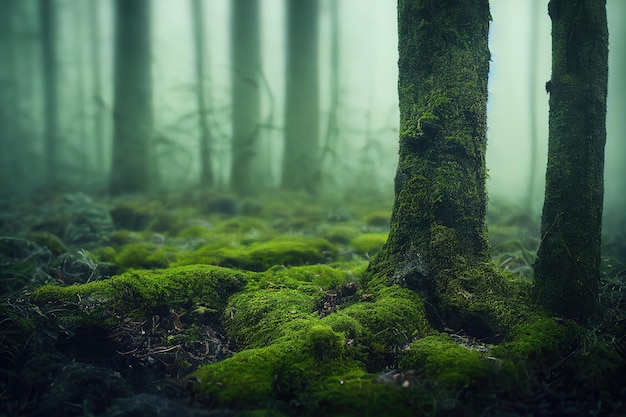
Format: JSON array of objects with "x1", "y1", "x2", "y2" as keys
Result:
[
  {"x1": 191, "y1": 0, "x2": 214, "y2": 188},
  {"x1": 39, "y1": 0, "x2": 59, "y2": 187},
  {"x1": 534, "y1": 0, "x2": 608, "y2": 320},
  {"x1": 230, "y1": 0, "x2": 261, "y2": 195},
  {"x1": 282, "y1": 0, "x2": 320, "y2": 194},
  {"x1": 89, "y1": 0, "x2": 105, "y2": 177},
  {"x1": 321, "y1": 0, "x2": 340, "y2": 168}
]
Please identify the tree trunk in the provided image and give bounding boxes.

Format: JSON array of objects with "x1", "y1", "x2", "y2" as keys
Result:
[
  {"x1": 282, "y1": 0, "x2": 320, "y2": 194},
  {"x1": 39, "y1": 0, "x2": 60, "y2": 187},
  {"x1": 110, "y1": 0, "x2": 153, "y2": 195},
  {"x1": 89, "y1": 0, "x2": 105, "y2": 178},
  {"x1": 0, "y1": 0, "x2": 18, "y2": 195},
  {"x1": 534, "y1": 0, "x2": 608, "y2": 320},
  {"x1": 230, "y1": 0, "x2": 261, "y2": 195},
  {"x1": 191, "y1": 0, "x2": 214, "y2": 188},
  {"x1": 366, "y1": 0, "x2": 490, "y2": 297}
]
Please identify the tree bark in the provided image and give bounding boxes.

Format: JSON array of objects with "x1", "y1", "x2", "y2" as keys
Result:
[
  {"x1": 534, "y1": 0, "x2": 608, "y2": 320},
  {"x1": 282, "y1": 0, "x2": 320, "y2": 194},
  {"x1": 110, "y1": 0, "x2": 153, "y2": 195},
  {"x1": 230, "y1": 0, "x2": 261, "y2": 195},
  {"x1": 366, "y1": 0, "x2": 490, "y2": 298},
  {"x1": 191, "y1": 0, "x2": 214, "y2": 188}
]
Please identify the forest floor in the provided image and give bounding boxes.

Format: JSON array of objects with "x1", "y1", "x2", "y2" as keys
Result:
[{"x1": 1, "y1": 190, "x2": 625, "y2": 417}]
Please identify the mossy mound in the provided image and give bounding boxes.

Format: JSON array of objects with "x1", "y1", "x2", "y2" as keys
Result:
[
  {"x1": 400, "y1": 333, "x2": 490, "y2": 390},
  {"x1": 31, "y1": 264, "x2": 247, "y2": 327},
  {"x1": 191, "y1": 324, "x2": 355, "y2": 408},
  {"x1": 174, "y1": 237, "x2": 337, "y2": 272},
  {"x1": 350, "y1": 233, "x2": 388, "y2": 257}
]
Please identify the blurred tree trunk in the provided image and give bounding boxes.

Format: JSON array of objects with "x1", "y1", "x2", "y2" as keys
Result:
[
  {"x1": 0, "y1": 0, "x2": 18, "y2": 195},
  {"x1": 191, "y1": 0, "x2": 214, "y2": 188},
  {"x1": 39, "y1": 0, "x2": 60, "y2": 188},
  {"x1": 366, "y1": 0, "x2": 490, "y2": 296},
  {"x1": 73, "y1": 2, "x2": 89, "y2": 185},
  {"x1": 282, "y1": 0, "x2": 320, "y2": 194},
  {"x1": 89, "y1": 1, "x2": 105, "y2": 178},
  {"x1": 321, "y1": 0, "x2": 340, "y2": 174},
  {"x1": 534, "y1": 0, "x2": 608, "y2": 320},
  {"x1": 230, "y1": 0, "x2": 261, "y2": 195},
  {"x1": 110, "y1": 0, "x2": 153, "y2": 195}
]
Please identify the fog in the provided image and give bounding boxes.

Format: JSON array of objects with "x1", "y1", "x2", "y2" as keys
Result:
[{"x1": 0, "y1": 0, "x2": 624, "y2": 230}]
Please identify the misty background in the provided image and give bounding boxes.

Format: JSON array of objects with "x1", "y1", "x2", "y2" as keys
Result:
[{"x1": 0, "y1": 0, "x2": 624, "y2": 233}]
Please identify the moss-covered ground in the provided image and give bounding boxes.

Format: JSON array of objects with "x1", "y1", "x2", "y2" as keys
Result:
[{"x1": 0, "y1": 191, "x2": 625, "y2": 417}]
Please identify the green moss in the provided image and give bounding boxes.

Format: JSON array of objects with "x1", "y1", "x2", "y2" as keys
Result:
[
  {"x1": 252, "y1": 264, "x2": 350, "y2": 293},
  {"x1": 434, "y1": 263, "x2": 533, "y2": 338},
  {"x1": 25, "y1": 232, "x2": 68, "y2": 255},
  {"x1": 114, "y1": 242, "x2": 173, "y2": 270},
  {"x1": 491, "y1": 315, "x2": 578, "y2": 361},
  {"x1": 341, "y1": 286, "x2": 429, "y2": 366},
  {"x1": 308, "y1": 324, "x2": 345, "y2": 362},
  {"x1": 192, "y1": 324, "x2": 355, "y2": 408},
  {"x1": 177, "y1": 224, "x2": 214, "y2": 240},
  {"x1": 400, "y1": 334, "x2": 489, "y2": 389},
  {"x1": 350, "y1": 233, "x2": 388, "y2": 257},
  {"x1": 175, "y1": 237, "x2": 337, "y2": 272},
  {"x1": 225, "y1": 288, "x2": 317, "y2": 349},
  {"x1": 314, "y1": 370, "x2": 416, "y2": 417},
  {"x1": 31, "y1": 265, "x2": 247, "y2": 322},
  {"x1": 362, "y1": 210, "x2": 392, "y2": 228},
  {"x1": 317, "y1": 225, "x2": 360, "y2": 245}
]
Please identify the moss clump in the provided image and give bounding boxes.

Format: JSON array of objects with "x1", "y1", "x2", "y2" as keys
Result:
[
  {"x1": 251, "y1": 264, "x2": 350, "y2": 293},
  {"x1": 362, "y1": 210, "x2": 392, "y2": 228},
  {"x1": 350, "y1": 233, "x2": 388, "y2": 257},
  {"x1": 191, "y1": 324, "x2": 354, "y2": 408},
  {"x1": 314, "y1": 370, "x2": 416, "y2": 417},
  {"x1": 308, "y1": 324, "x2": 345, "y2": 362},
  {"x1": 114, "y1": 242, "x2": 173, "y2": 271},
  {"x1": 341, "y1": 286, "x2": 429, "y2": 368},
  {"x1": 434, "y1": 263, "x2": 533, "y2": 339},
  {"x1": 175, "y1": 237, "x2": 337, "y2": 272},
  {"x1": 317, "y1": 225, "x2": 360, "y2": 245},
  {"x1": 400, "y1": 333, "x2": 489, "y2": 389},
  {"x1": 31, "y1": 265, "x2": 247, "y2": 323},
  {"x1": 491, "y1": 315, "x2": 578, "y2": 362},
  {"x1": 225, "y1": 288, "x2": 317, "y2": 349}
]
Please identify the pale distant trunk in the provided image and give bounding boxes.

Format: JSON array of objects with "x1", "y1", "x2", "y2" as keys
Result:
[
  {"x1": 110, "y1": 0, "x2": 154, "y2": 195},
  {"x1": 73, "y1": 2, "x2": 89, "y2": 184},
  {"x1": 321, "y1": 0, "x2": 340, "y2": 168},
  {"x1": 282, "y1": 0, "x2": 320, "y2": 194},
  {"x1": 0, "y1": 0, "x2": 18, "y2": 194},
  {"x1": 39, "y1": 0, "x2": 60, "y2": 187},
  {"x1": 191, "y1": 0, "x2": 214, "y2": 188},
  {"x1": 89, "y1": 1, "x2": 105, "y2": 177},
  {"x1": 230, "y1": 0, "x2": 261, "y2": 195}
]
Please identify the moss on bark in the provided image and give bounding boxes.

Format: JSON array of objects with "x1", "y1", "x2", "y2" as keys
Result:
[
  {"x1": 534, "y1": 0, "x2": 608, "y2": 320},
  {"x1": 366, "y1": 0, "x2": 491, "y2": 304}
]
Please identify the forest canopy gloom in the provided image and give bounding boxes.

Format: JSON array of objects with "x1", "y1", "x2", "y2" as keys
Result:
[{"x1": 1, "y1": 1, "x2": 625, "y2": 417}]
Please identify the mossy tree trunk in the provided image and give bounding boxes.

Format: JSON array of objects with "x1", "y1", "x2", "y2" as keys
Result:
[
  {"x1": 230, "y1": 0, "x2": 261, "y2": 195},
  {"x1": 282, "y1": 0, "x2": 320, "y2": 195},
  {"x1": 110, "y1": 0, "x2": 154, "y2": 196},
  {"x1": 366, "y1": 0, "x2": 490, "y2": 298},
  {"x1": 534, "y1": 0, "x2": 608, "y2": 320}
]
